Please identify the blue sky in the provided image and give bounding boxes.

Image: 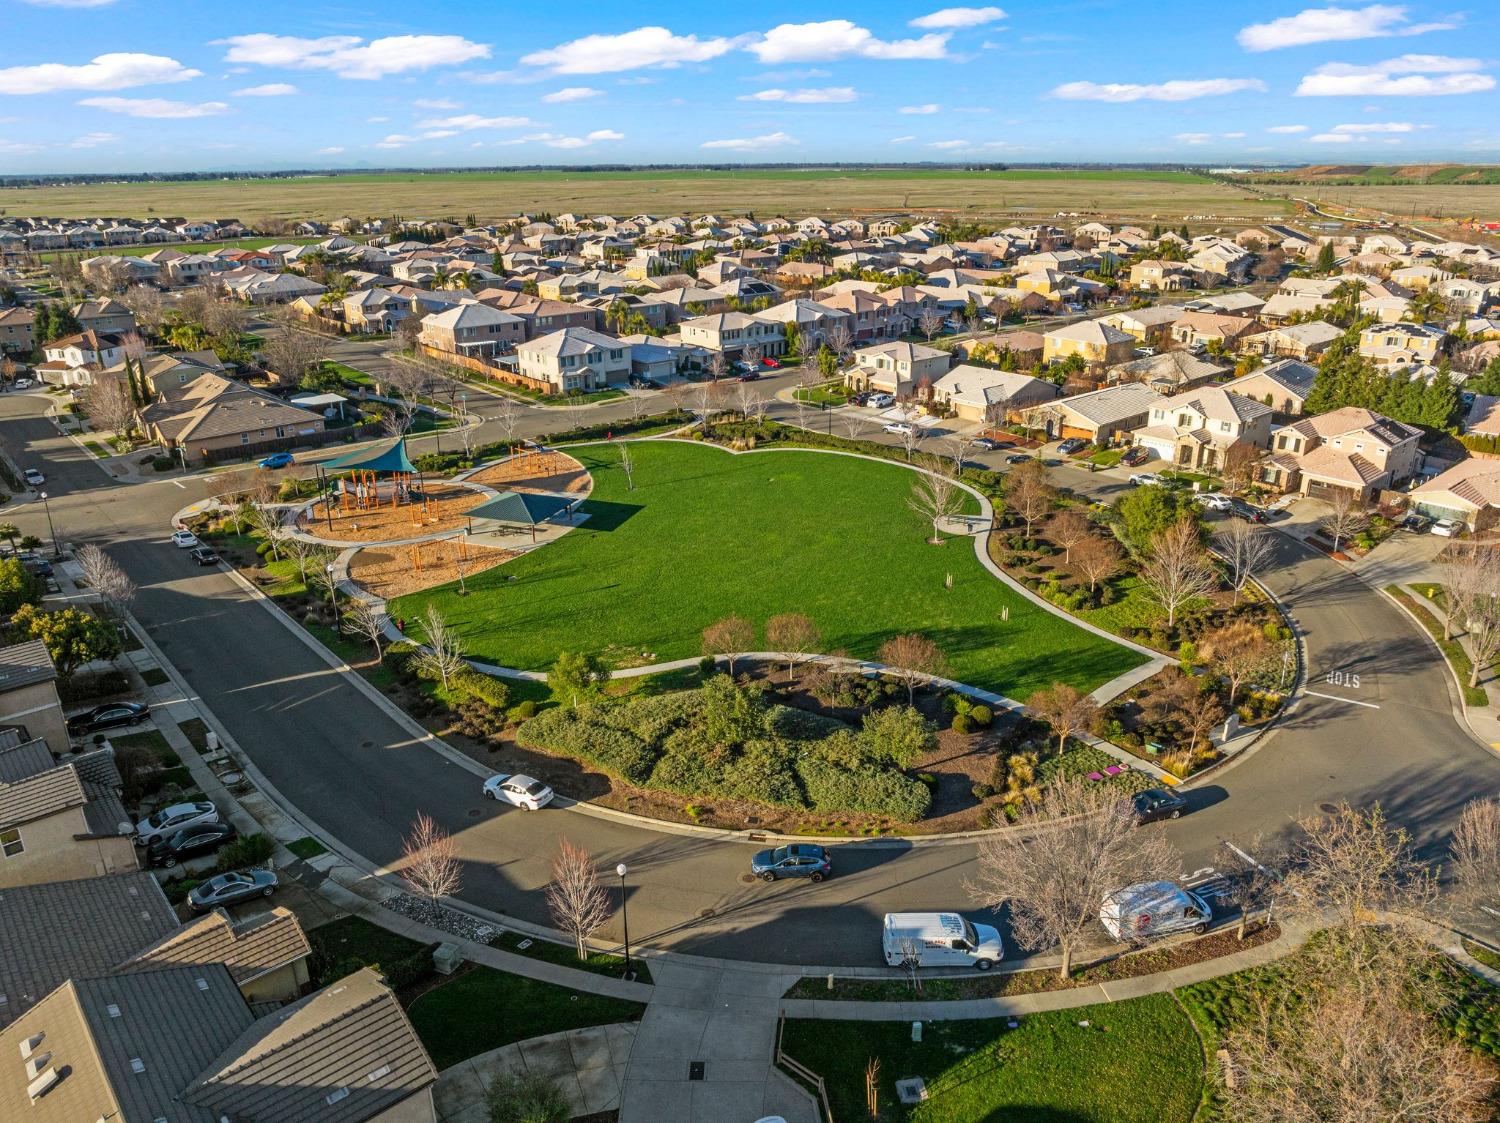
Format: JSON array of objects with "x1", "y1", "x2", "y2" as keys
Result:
[{"x1": 1, "y1": 1, "x2": 1496, "y2": 172}]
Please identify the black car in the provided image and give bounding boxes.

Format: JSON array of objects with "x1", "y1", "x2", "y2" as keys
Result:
[
  {"x1": 68, "y1": 701, "x2": 150, "y2": 734},
  {"x1": 1057, "y1": 437, "x2": 1089, "y2": 455},
  {"x1": 1132, "y1": 787, "x2": 1188, "y2": 824},
  {"x1": 1400, "y1": 513, "x2": 1432, "y2": 533},
  {"x1": 1006, "y1": 453, "x2": 1033, "y2": 464},
  {"x1": 190, "y1": 546, "x2": 220, "y2": 566},
  {"x1": 1229, "y1": 500, "x2": 1267, "y2": 523},
  {"x1": 17, "y1": 552, "x2": 52, "y2": 577},
  {"x1": 148, "y1": 820, "x2": 237, "y2": 868},
  {"x1": 1121, "y1": 446, "x2": 1151, "y2": 467}
]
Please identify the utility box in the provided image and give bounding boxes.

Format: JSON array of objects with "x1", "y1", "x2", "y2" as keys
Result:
[{"x1": 433, "y1": 942, "x2": 464, "y2": 976}]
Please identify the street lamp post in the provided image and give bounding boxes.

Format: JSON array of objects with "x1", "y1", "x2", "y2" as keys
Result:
[
  {"x1": 325, "y1": 563, "x2": 340, "y2": 634},
  {"x1": 616, "y1": 862, "x2": 632, "y2": 978},
  {"x1": 39, "y1": 491, "x2": 58, "y2": 559}
]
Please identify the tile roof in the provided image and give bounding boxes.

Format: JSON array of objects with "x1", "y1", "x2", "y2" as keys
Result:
[
  {"x1": 1154, "y1": 386, "x2": 1271, "y2": 425},
  {"x1": 0, "y1": 639, "x2": 55, "y2": 692},
  {"x1": 1054, "y1": 383, "x2": 1165, "y2": 425},
  {"x1": 0, "y1": 872, "x2": 177, "y2": 1028},
  {"x1": 1411, "y1": 458, "x2": 1500, "y2": 511},
  {"x1": 0, "y1": 761, "x2": 85, "y2": 832},
  {"x1": 142, "y1": 374, "x2": 323, "y2": 444},
  {"x1": 124, "y1": 907, "x2": 311, "y2": 988}
]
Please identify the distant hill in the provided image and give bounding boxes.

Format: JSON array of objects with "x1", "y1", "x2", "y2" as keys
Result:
[{"x1": 1234, "y1": 164, "x2": 1500, "y2": 186}]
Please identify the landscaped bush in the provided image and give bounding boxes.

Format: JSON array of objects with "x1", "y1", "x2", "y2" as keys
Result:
[
  {"x1": 452, "y1": 668, "x2": 510, "y2": 709},
  {"x1": 215, "y1": 831, "x2": 275, "y2": 873},
  {"x1": 969, "y1": 704, "x2": 993, "y2": 727},
  {"x1": 796, "y1": 755, "x2": 931, "y2": 820},
  {"x1": 507, "y1": 699, "x2": 538, "y2": 723}
]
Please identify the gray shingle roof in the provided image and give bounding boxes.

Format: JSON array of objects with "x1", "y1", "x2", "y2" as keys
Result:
[
  {"x1": 125, "y1": 907, "x2": 311, "y2": 988},
  {"x1": 0, "y1": 762, "x2": 85, "y2": 831},
  {"x1": 0, "y1": 872, "x2": 177, "y2": 1029},
  {"x1": 0, "y1": 640, "x2": 57, "y2": 693}
]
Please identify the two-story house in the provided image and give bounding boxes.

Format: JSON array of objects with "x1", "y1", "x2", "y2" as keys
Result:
[
  {"x1": 750, "y1": 298, "x2": 850, "y2": 352},
  {"x1": 1130, "y1": 386, "x2": 1272, "y2": 471},
  {"x1": 516, "y1": 327, "x2": 632, "y2": 393},
  {"x1": 1170, "y1": 311, "x2": 1261, "y2": 351},
  {"x1": 419, "y1": 303, "x2": 525, "y2": 358},
  {"x1": 1099, "y1": 305, "x2": 1184, "y2": 345},
  {"x1": 70, "y1": 299, "x2": 135, "y2": 336},
  {"x1": 1224, "y1": 358, "x2": 1318, "y2": 417},
  {"x1": 39, "y1": 330, "x2": 126, "y2": 387},
  {"x1": 819, "y1": 290, "x2": 902, "y2": 341},
  {"x1": 1358, "y1": 322, "x2": 1447, "y2": 369},
  {"x1": 845, "y1": 340, "x2": 950, "y2": 397},
  {"x1": 0, "y1": 307, "x2": 36, "y2": 356},
  {"x1": 1261, "y1": 406, "x2": 1422, "y2": 500},
  {"x1": 1042, "y1": 320, "x2": 1136, "y2": 368},
  {"x1": 1242, "y1": 321, "x2": 1343, "y2": 361},
  {"x1": 0, "y1": 640, "x2": 71, "y2": 755},
  {"x1": 678, "y1": 312, "x2": 786, "y2": 360}
]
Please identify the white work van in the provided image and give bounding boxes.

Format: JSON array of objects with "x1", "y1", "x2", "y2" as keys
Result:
[
  {"x1": 882, "y1": 912, "x2": 1004, "y2": 970},
  {"x1": 1099, "y1": 881, "x2": 1213, "y2": 941}
]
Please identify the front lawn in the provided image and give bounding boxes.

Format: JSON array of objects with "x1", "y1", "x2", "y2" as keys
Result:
[
  {"x1": 793, "y1": 382, "x2": 851, "y2": 406},
  {"x1": 393, "y1": 441, "x2": 1144, "y2": 699},
  {"x1": 783, "y1": 991, "x2": 1203, "y2": 1123}
]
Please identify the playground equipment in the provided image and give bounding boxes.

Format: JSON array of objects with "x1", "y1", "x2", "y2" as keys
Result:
[{"x1": 507, "y1": 445, "x2": 573, "y2": 478}]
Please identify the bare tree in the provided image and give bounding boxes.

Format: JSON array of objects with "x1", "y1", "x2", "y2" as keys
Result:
[
  {"x1": 76, "y1": 543, "x2": 136, "y2": 620},
  {"x1": 85, "y1": 376, "x2": 136, "y2": 448},
  {"x1": 702, "y1": 615, "x2": 754, "y2": 676},
  {"x1": 839, "y1": 412, "x2": 869, "y2": 442},
  {"x1": 1450, "y1": 796, "x2": 1500, "y2": 913},
  {"x1": 917, "y1": 308, "x2": 944, "y2": 342},
  {"x1": 1320, "y1": 489, "x2": 1368, "y2": 554},
  {"x1": 1139, "y1": 518, "x2": 1217, "y2": 628},
  {"x1": 260, "y1": 313, "x2": 328, "y2": 385},
  {"x1": 394, "y1": 314, "x2": 422, "y2": 351},
  {"x1": 1204, "y1": 621, "x2": 1278, "y2": 704},
  {"x1": 1070, "y1": 533, "x2": 1124, "y2": 595},
  {"x1": 243, "y1": 504, "x2": 286, "y2": 559},
  {"x1": 897, "y1": 420, "x2": 924, "y2": 461},
  {"x1": 742, "y1": 342, "x2": 763, "y2": 370},
  {"x1": 1442, "y1": 544, "x2": 1500, "y2": 686},
  {"x1": 1213, "y1": 519, "x2": 1276, "y2": 606},
  {"x1": 1221, "y1": 442, "x2": 1262, "y2": 494},
  {"x1": 120, "y1": 285, "x2": 165, "y2": 337},
  {"x1": 617, "y1": 442, "x2": 635, "y2": 490},
  {"x1": 690, "y1": 378, "x2": 721, "y2": 433},
  {"x1": 545, "y1": 839, "x2": 612, "y2": 960},
  {"x1": 1006, "y1": 459, "x2": 1056, "y2": 538},
  {"x1": 827, "y1": 322, "x2": 854, "y2": 363},
  {"x1": 383, "y1": 356, "x2": 436, "y2": 435},
  {"x1": 876, "y1": 633, "x2": 949, "y2": 704},
  {"x1": 1026, "y1": 682, "x2": 1100, "y2": 752},
  {"x1": 966, "y1": 774, "x2": 1182, "y2": 978},
  {"x1": 1046, "y1": 508, "x2": 1091, "y2": 563},
  {"x1": 939, "y1": 433, "x2": 973, "y2": 474},
  {"x1": 399, "y1": 812, "x2": 462, "y2": 916},
  {"x1": 908, "y1": 467, "x2": 964, "y2": 543},
  {"x1": 1180, "y1": 688, "x2": 1228, "y2": 757},
  {"x1": 414, "y1": 603, "x2": 466, "y2": 690},
  {"x1": 492, "y1": 395, "x2": 521, "y2": 448},
  {"x1": 765, "y1": 612, "x2": 822, "y2": 681},
  {"x1": 1217, "y1": 838, "x2": 1283, "y2": 941},
  {"x1": 1437, "y1": 543, "x2": 1495, "y2": 641},
  {"x1": 627, "y1": 392, "x2": 651, "y2": 425},
  {"x1": 343, "y1": 597, "x2": 387, "y2": 661},
  {"x1": 278, "y1": 533, "x2": 332, "y2": 585},
  {"x1": 732, "y1": 378, "x2": 760, "y2": 422},
  {"x1": 707, "y1": 350, "x2": 728, "y2": 381}
]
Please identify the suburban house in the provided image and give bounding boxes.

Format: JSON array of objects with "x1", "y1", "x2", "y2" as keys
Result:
[
  {"x1": 1243, "y1": 321, "x2": 1343, "y2": 361},
  {"x1": 1170, "y1": 312, "x2": 1260, "y2": 350},
  {"x1": 1261, "y1": 406, "x2": 1422, "y2": 499},
  {"x1": 1464, "y1": 394, "x2": 1500, "y2": 439},
  {"x1": 0, "y1": 730, "x2": 135, "y2": 888},
  {"x1": 1225, "y1": 358, "x2": 1319, "y2": 417},
  {"x1": 71, "y1": 299, "x2": 135, "y2": 336},
  {"x1": 140, "y1": 374, "x2": 325, "y2": 466},
  {"x1": 342, "y1": 288, "x2": 410, "y2": 333},
  {"x1": 953, "y1": 330, "x2": 1045, "y2": 368},
  {"x1": 1042, "y1": 320, "x2": 1136, "y2": 368},
  {"x1": 39, "y1": 330, "x2": 126, "y2": 386},
  {"x1": 845, "y1": 340, "x2": 949, "y2": 397},
  {"x1": 1128, "y1": 259, "x2": 1195, "y2": 292},
  {"x1": 1109, "y1": 351, "x2": 1224, "y2": 394},
  {"x1": 122, "y1": 905, "x2": 312, "y2": 1005},
  {"x1": 478, "y1": 292, "x2": 600, "y2": 337},
  {"x1": 1130, "y1": 386, "x2": 1272, "y2": 471},
  {"x1": 1099, "y1": 305, "x2": 1184, "y2": 345},
  {"x1": 1358, "y1": 322, "x2": 1447, "y2": 369},
  {"x1": 751, "y1": 298, "x2": 849, "y2": 351},
  {"x1": 419, "y1": 303, "x2": 525, "y2": 358},
  {"x1": 222, "y1": 271, "x2": 328, "y2": 305},
  {"x1": 0, "y1": 640, "x2": 70, "y2": 755},
  {"x1": 516, "y1": 327, "x2": 632, "y2": 392},
  {"x1": 0, "y1": 308, "x2": 36, "y2": 355},
  {"x1": 123, "y1": 350, "x2": 228, "y2": 397},
  {"x1": 819, "y1": 290, "x2": 902, "y2": 341},
  {"x1": 0, "y1": 965, "x2": 437, "y2": 1123},
  {"x1": 1026, "y1": 383, "x2": 1164, "y2": 444},
  {"x1": 930, "y1": 365, "x2": 1061, "y2": 424},
  {"x1": 1409, "y1": 458, "x2": 1500, "y2": 531},
  {"x1": 677, "y1": 311, "x2": 786, "y2": 359}
]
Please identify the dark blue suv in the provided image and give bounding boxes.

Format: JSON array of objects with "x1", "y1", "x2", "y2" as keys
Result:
[{"x1": 750, "y1": 843, "x2": 831, "y2": 883}]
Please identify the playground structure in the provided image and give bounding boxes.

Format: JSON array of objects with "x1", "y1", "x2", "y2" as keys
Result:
[
  {"x1": 336, "y1": 469, "x2": 431, "y2": 517},
  {"x1": 470, "y1": 446, "x2": 591, "y2": 496}
]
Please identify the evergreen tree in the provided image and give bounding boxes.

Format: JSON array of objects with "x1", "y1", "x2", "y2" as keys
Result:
[
  {"x1": 1466, "y1": 356, "x2": 1500, "y2": 397},
  {"x1": 1314, "y1": 241, "x2": 1337, "y2": 273},
  {"x1": 1421, "y1": 362, "x2": 1459, "y2": 430},
  {"x1": 1178, "y1": 222, "x2": 1191, "y2": 240}
]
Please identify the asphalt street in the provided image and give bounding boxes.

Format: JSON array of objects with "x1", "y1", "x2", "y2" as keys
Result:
[{"x1": 4, "y1": 382, "x2": 1497, "y2": 965}]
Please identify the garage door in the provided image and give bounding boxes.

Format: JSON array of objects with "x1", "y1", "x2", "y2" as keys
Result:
[{"x1": 1305, "y1": 479, "x2": 1355, "y2": 502}]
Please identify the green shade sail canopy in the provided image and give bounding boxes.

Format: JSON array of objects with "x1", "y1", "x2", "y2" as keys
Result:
[
  {"x1": 323, "y1": 438, "x2": 416, "y2": 474},
  {"x1": 466, "y1": 491, "x2": 575, "y2": 527}
]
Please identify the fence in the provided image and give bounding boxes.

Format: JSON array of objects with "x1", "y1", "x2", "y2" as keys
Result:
[
  {"x1": 197, "y1": 421, "x2": 383, "y2": 466},
  {"x1": 417, "y1": 344, "x2": 552, "y2": 395},
  {"x1": 774, "y1": 1013, "x2": 835, "y2": 1123}
]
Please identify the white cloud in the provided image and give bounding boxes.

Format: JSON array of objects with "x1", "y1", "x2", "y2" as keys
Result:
[
  {"x1": 215, "y1": 33, "x2": 490, "y2": 80},
  {"x1": 1222, "y1": 131, "x2": 1247, "y2": 138},
  {"x1": 418, "y1": 113, "x2": 534, "y2": 131},
  {"x1": 413, "y1": 97, "x2": 460, "y2": 110},
  {"x1": 910, "y1": 6, "x2": 1007, "y2": 29},
  {"x1": 234, "y1": 83, "x2": 297, "y2": 96},
  {"x1": 522, "y1": 27, "x2": 737, "y2": 74},
  {"x1": 1267, "y1": 124, "x2": 1309, "y2": 133},
  {"x1": 1175, "y1": 132, "x2": 1214, "y2": 144},
  {"x1": 889, "y1": 135, "x2": 917, "y2": 143},
  {"x1": 748, "y1": 20, "x2": 949, "y2": 64},
  {"x1": 542, "y1": 86, "x2": 603, "y2": 103},
  {"x1": 496, "y1": 128, "x2": 626, "y2": 149},
  {"x1": 1326, "y1": 120, "x2": 1420, "y2": 132},
  {"x1": 901, "y1": 103, "x2": 941, "y2": 114},
  {"x1": 421, "y1": 130, "x2": 459, "y2": 139},
  {"x1": 1238, "y1": 5, "x2": 1457, "y2": 51},
  {"x1": 1308, "y1": 133, "x2": 1355, "y2": 143},
  {"x1": 928, "y1": 138, "x2": 969, "y2": 149},
  {"x1": 69, "y1": 132, "x2": 117, "y2": 148},
  {"x1": 18, "y1": 0, "x2": 117, "y2": 6},
  {"x1": 78, "y1": 97, "x2": 229, "y2": 118},
  {"x1": 740, "y1": 87, "x2": 857, "y2": 103},
  {"x1": 374, "y1": 133, "x2": 418, "y2": 148},
  {"x1": 1050, "y1": 77, "x2": 1266, "y2": 102},
  {"x1": 366, "y1": 115, "x2": 389, "y2": 123},
  {"x1": 317, "y1": 146, "x2": 345, "y2": 154},
  {"x1": 586, "y1": 129, "x2": 624, "y2": 141},
  {"x1": 1295, "y1": 54, "x2": 1493, "y2": 96},
  {"x1": 0, "y1": 140, "x2": 44, "y2": 155},
  {"x1": 0, "y1": 53, "x2": 200, "y2": 96},
  {"x1": 701, "y1": 130, "x2": 798, "y2": 150}
]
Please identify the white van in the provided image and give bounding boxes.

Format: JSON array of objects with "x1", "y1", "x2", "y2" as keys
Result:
[
  {"x1": 1099, "y1": 881, "x2": 1213, "y2": 941},
  {"x1": 882, "y1": 912, "x2": 1004, "y2": 970}
]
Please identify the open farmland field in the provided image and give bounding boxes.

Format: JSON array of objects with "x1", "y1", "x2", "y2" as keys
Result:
[
  {"x1": 1293, "y1": 183, "x2": 1500, "y2": 223},
  {"x1": 0, "y1": 167, "x2": 1288, "y2": 223}
]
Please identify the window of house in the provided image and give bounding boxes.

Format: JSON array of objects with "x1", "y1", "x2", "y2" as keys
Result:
[
  {"x1": 240, "y1": 433, "x2": 249, "y2": 444},
  {"x1": 1, "y1": 828, "x2": 21, "y2": 857}
]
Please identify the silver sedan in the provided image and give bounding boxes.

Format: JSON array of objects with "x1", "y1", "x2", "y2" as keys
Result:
[{"x1": 187, "y1": 869, "x2": 279, "y2": 912}]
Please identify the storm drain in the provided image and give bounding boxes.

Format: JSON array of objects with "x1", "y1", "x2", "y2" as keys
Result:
[
  {"x1": 699, "y1": 908, "x2": 716, "y2": 919},
  {"x1": 739, "y1": 874, "x2": 757, "y2": 884},
  {"x1": 1318, "y1": 803, "x2": 1340, "y2": 815},
  {"x1": 688, "y1": 1062, "x2": 705, "y2": 1081},
  {"x1": 467, "y1": 808, "x2": 482, "y2": 818}
]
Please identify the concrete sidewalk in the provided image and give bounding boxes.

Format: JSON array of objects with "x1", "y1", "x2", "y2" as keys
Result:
[{"x1": 434, "y1": 1024, "x2": 636, "y2": 1122}]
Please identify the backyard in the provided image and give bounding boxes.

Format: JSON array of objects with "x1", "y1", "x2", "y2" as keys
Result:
[{"x1": 391, "y1": 440, "x2": 1146, "y2": 700}]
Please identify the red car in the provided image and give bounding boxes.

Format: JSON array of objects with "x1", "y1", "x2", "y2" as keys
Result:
[{"x1": 761, "y1": 356, "x2": 781, "y2": 369}]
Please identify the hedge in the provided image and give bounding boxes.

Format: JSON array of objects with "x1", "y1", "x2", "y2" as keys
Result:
[{"x1": 796, "y1": 756, "x2": 932, "y2": 820}]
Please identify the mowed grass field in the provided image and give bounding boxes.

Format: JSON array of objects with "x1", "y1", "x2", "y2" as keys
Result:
[
  {"x1": 0, "y1": 167, "x2": 1288, "y2": 222},
  {"x1": 391, "y1": 440, "x2": 1145, "y2": 698}
]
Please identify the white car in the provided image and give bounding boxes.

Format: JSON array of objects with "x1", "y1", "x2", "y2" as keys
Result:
[
  {"x1": 1431, "y1": 518, "x2": 1461, "y2": 538},
  {"x1": 12, "y1": 378, "x2": 33, "y2": 390},
  {"x1": 170, "y1": 530, "x2": 199, "y2": 549},
  {"x1": 134, "y1": 800, "x2": 219, "y2": 846},
  {"x1": 1195, "y1": 493, "x2": 1232, "y2": 511},
  {"x1": 883, "y1": 422, "x2": 915, "y2": 436},
  {"x1": 22, "y1": 469, "x2": 44, "y2": 487},
  {"x1": 867, "y1": 393, "x2": 895, "y2": 408},
  {"x1": 483, "y1": 773, "x2": 555, "y2": 810},
  {"x1": 1129, "y1": 472, "x2": 1164, "y2": 487}
]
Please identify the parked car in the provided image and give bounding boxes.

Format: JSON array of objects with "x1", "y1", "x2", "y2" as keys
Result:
[
  {"x1": 170, "y1": 530, "x2": 199, "y2": 549},
  {"x1": 882, "y1": 912, "x2": 1003, "y2": 970},
  {"x1": 736, "y1": 370, "x2": 761, "y2": 382},
  {"x1": 187, "y1": 869, "x2": 279, "y2": 911},
  {"x1": 1131, "y1": 788, "x2": 1188, "y2": 824},
  {"x1": 750, "y1": 843, "x2": 831, "y2": 883},
  {"x1": 867, "y1": 393, "x2": 895, "y2": 408},
  {"x1": 134, "y1": 800, "x2": 218, "y2": 847},
  {"x1": 972, "y1": 437, "x2": 1002, "y2": 451},
  {"x1": 1432, "y1": 518, "x2": 1462, "y2": 538},
  {"x1": 148, "y1": 820, "x2": 238, "y2": 868},
  {"x1": 761, "y1": 356, "x2": 781, "y2": 369},
  {"x1": 1099, "y1": 881, "x2": 1213, "y2": 940},
  {"x1": 12, "y1": 377, "x2": 34, "y2": 390},
  {"x1": 257, "y1": 452, "x2": 295, "y2": 469},
  {"x1": 1129, "y1": 472, "x2": 1164, "y2": 487},
  {"x1": 22, "y1": 468, "x2": 44, "y2": 486},
  {"x1": 17, "y1": 552, "x2": 52, "y2": 577},
  {"x1": 190, "y1": 545, "x2": 220, "y2": 566},
  {"x1": 482, "y1": 773, "x2": 555, "y2": 810},
  {"x1": 1121, "y1": 446, "x2": 1151, "y2": 467},
  {"x1": 1006, "y1": 453, "x2": 1033, "y2": 464},
  {"x1": 68, "y1": 700, "x2": 150, "y2": 735},
  {"x1": 1194, "y1": 493, "x2": 1233, "y2": 511},
  {"x1": 1057, "y1": 437, "x2": 1088, "y2": 455},
  {"x1": 1400, "y1": 513, "x2": 1432, "y2": 533},
  {"x1": 883, "y1": 422, "x2": 915, "y2": 436},
  {"x1": 1229, "y1": 499, "x2": 1267, "y2": 523}
]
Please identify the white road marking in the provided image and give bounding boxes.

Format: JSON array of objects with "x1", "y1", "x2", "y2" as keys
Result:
[
  {"x1": 1224, "y1": 841, "x2": 1273, "y2": 877},
  {"x1": 172, "y1": 480, "x2": 186, "y2": 489},
  {"x1": 1303, "y1": 689, "x2": 1380, "y2": 710}
]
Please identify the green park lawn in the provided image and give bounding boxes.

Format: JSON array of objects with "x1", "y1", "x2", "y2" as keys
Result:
[{"x1": 392, "y1": 440, "x2": 1144, "y2": 699}]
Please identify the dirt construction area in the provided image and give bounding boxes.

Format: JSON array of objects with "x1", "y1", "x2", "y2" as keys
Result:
[
  {"x1": 467, "y1": 450, "x2": 591, "y2": 495},
  {"x1": 299, "y1": 481, "x2": 487, "y2": 542},
  {"x1": 348, "y1": 538, "x2": 516, "y2": 600}
]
